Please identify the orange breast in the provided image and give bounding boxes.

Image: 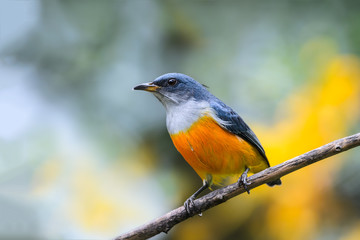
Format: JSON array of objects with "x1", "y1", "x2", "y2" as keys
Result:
[{"x1": 170, "y1": 115, "x2": 269, "y2": 185}]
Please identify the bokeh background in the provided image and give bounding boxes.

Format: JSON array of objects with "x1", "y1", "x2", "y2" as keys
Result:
[{"x1": 1, "y1": 0, "x2": 360, "y2": 239}]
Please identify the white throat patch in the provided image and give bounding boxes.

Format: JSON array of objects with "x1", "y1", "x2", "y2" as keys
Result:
[
  {"x1": 165, "y1": 100, "x2": 227, "y2": 135},
  {"x1": 166, "y1": 100, "x2": 209, "y2": 134}
]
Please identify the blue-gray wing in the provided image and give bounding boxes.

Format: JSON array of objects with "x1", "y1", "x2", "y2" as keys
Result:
[{"x1": 211, "y1": 101, "x2": 270, "y2": 165}]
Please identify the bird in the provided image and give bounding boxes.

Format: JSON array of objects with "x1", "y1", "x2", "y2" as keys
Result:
[{"x1": 134, "y1": 73, "x2": 281, "y2": 214}]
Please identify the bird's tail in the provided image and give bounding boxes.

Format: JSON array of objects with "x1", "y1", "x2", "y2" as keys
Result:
[{"x1": 266, "y1": 178, "x2": 282, "y2": 187}]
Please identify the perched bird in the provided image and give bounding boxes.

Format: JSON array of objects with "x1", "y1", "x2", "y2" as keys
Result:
[{"x1": 134, "y1": 73, "x2": 281, "y2": 214}]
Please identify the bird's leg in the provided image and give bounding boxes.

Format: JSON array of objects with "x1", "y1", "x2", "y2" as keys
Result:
[
  {"x1": 184, "y1": 180, "x2": 209, "y2": 216},
  {"x1": 237, "y1": 167, "x2": 251, "y2": 194}
]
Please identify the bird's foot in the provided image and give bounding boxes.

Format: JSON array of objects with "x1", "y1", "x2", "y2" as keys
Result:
[
  {"x1": 184, "y1": 180, "x2": 209, "y2": 216},
  {"x1": 237, "y1": 168, "x2": 251, "y2": 194},
  {"x1": 184, "y1": 196, "x2": 197, "y2": 216}
]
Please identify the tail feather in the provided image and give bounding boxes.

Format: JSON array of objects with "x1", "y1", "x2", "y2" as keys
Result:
[{"x1": 266, "y1": 178, "x2": 282, "y2": 187}]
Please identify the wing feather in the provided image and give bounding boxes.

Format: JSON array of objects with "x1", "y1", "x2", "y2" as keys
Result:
[{"x1": 211, "y1": 100, "x2": 270, "y2": 165}]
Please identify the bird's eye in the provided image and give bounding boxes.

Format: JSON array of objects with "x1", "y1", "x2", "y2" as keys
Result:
[{"x1": 167, "y1": 78, "x2": 177, "y2": 86}]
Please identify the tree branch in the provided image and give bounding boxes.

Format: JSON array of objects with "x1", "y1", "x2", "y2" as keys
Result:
[{"x1": 116, "y1": 133, "x2": 360, "y2": 240}]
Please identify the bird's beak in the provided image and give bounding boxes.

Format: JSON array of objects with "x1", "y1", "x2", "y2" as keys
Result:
[{"x1": 133, "y1": 82, "x2": 160, "y2": 92}]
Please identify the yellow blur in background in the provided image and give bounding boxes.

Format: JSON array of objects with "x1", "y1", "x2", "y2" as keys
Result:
[{"x1": 0, "y1": 1, "x2": 360, "y2": 240}]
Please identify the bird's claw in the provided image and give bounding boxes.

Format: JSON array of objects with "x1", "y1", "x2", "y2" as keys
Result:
[
  {"x1": 238, "y1": 168, "x2": 251, "y2": 194},
  {"x1": 184, "y1": 196, "x2": 197, "y2": 216}
]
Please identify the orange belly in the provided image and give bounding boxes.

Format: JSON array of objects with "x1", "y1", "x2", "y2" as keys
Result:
[{"x1": 170, "y1": 115, "x2": 269, "y2": 185}]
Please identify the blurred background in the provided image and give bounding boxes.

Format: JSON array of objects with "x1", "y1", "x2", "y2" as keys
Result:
[{"x1": 1, "y1": 0, "x2": 360, "y2": 239}]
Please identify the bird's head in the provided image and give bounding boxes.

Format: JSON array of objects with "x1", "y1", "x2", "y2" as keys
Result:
[{"x1": 134, "y1": 73, "x2": 210, "y2": 108}]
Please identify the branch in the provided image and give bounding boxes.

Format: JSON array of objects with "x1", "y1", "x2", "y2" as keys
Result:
[{"x1": 116, "y1": 133, "x2": 360, "y2": 240}]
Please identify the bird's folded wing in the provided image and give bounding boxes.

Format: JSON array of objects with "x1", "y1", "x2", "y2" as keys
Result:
[{"x1": 210, "y1": 100, "x2": 269, "y2": 164}]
